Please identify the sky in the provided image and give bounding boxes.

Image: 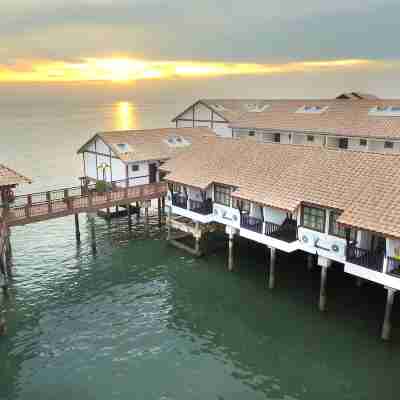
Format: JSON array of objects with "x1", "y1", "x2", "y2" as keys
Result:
[{"x1": 1, "y1": 0, "x2": 399, "y2": 82}]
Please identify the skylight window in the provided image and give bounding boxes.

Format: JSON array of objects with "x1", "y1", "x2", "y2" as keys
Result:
[
  {"x1": 164, "y1": 135, "x2": 191, "y2": 148},
  {"x1": 116, "y1": 143, "x2": 129, "y2": 152},
  {"x1": 245, "y1": 103, "x2": 270, "y2": 113},
  {"x1": 296, "y1": 105, "x2": 329, "y2": 114},
  {"x1": 213, "y1": 104, "x2": 227, "y2": 111},
  {"x1": 369, "y1": 106, "x2": 400, "y2": 117}
]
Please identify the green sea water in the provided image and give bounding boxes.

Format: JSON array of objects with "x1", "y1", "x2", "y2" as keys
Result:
[{"x1": 0, "y1": 82, "x2": 399, "y2": 399}]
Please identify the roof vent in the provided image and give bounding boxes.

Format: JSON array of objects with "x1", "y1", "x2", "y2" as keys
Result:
[
  {"x1": 296, "y1": 105, "x2": 329, "y2": 114},
  {"x1": 369, "y1": 106, "x2": 400, "y2": 117},
  {"x1": 164, "y1": 135, "x2": 191, "y2": 148},
  {"x1": 245, "y1": 103, "x2": 270, "y2": 113}
]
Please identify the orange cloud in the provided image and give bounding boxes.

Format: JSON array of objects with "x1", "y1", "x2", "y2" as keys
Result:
[{"x1": 0, "y1": 58, "x2": 384, "y2": 82}]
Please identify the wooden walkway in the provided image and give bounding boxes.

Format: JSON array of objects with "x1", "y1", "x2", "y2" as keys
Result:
[{"x1": 1, "y1": 180, "x2": 167, "y2": 227}]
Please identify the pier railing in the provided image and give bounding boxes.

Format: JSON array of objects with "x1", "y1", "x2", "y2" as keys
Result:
[
  {"x1": 265, "y1": 220, "x2": 298, "y2": 243},
  {"x1": 0, "y1": 178, "x2": 167, "y2": 225}
]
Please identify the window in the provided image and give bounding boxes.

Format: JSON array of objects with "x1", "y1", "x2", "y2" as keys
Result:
[
  {"x1": 307, "y1": 135, "x2": 314, "y2": 142},
  {"x1": 116, "y1": 143, "x2": 129, "y2": 152},
  {"x1": 359, "y1": 139, "x2": 367, "y2": 146},
  {"x1": 214, "y1": 185, "x2": 231, "y2": 206},
  {"x1": 248, "y1": 131, "x2": 255, "y2": 137},
  {"x1": 329, "y1": 211, "x2": 356, "y2": 240},
  {"x1": 338, "y1": 138, "x2": 348, "y2": 149},
  {"x1": 302, "y1": 206, "x2": 326, "y2": 232},
  {"x1": 384, "y1": 141, "x2": 394, "y2": 149},
  {"x1": 131, "y1": 164, "x2": 139, "y2": 172},
  {"x1": 233, "y1": 198, "x2": 250, "y2": 213},
  {"x1": 274, "y1": 133, "x2": 281, "y2": 143}
]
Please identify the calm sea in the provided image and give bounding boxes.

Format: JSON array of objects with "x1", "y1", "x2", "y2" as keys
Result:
[{"x1": 0, "y1": 80, "x2": 399, "y2": 399}]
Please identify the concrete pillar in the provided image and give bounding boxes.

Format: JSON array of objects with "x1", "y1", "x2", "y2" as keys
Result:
[
  {"x1": 319, "y1": 266, "x2": 329, "y2": 311},
  {"x1": 228, "y1": 232, "x2": 234, "y2": 272},
  {"x1": 307, "y1": 254, "x2": 314, "y2": 271},
  {"x1": 194, "y1": 222, "x2": 201, "y2": 256},
  {"x1": 381, "y1": 287, "x2": 396, "y2": 341},
  {"x1": 157, "y1": 198, "x2": 162, "y2": 228},
  {"x1": 144, "y1": 204, "x2": 149, "y2": 234},
  {"x1": 74, "y1": 214, "x2": 81, "y2": 244},
  {"x1": 269, "y1": 247, "x2": 276, "y2": 289},
  {"x1": 127, "y1": 203, "x2": 132, "y2": 232}
]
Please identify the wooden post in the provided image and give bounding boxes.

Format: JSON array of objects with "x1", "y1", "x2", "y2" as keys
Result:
[
  {"x1": 319, "y1": 266, "x2": 328, "y2": 312},
  {"x1": 26, "y1": 194, "x2": 32, "y2": 218},
  {"x1": 269, "y1": 247, "x2": 276, "y2": 289},
  {"x1": 106, "y1": 208, "x2": 111, "y2": 220},
  {"x1": 128, "y1": 203, "x2": 132, "y2": 231},
  {"x1": 157, "y1": 198, "x2": 162, "y2": 228},
  {"x1": 136, "y1": 202, "x2": 141, "y2": 221},
  {"x1": 381, "y1": 288, "x2": 396, "y2": 340},
  {"x1": 90, "y1": 217, "x2": 97, "y2": 254},
  {"x1": 46, "y1": 191, "x2": 52, "y2": 213},
  {"x1": 0, "y1": 252, "x2": 8, "y2": 291},
  {"x1": 74, "y1": 214, "x2": 81, "y2": 244},
  {"x1": 228, "y1": 231, "x2": 234, "y2": 272},
  {"x1": 167, "y1": 206, "x2": 172, "y2": 241},
  {"x1": 194, "y1": 222, "x2": 201, "y2": 256},
  {"x1": 162, "y1": 196, "x2": 166, "y2": 221}
]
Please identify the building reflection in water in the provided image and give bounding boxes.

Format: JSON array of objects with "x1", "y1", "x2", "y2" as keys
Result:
[{"x1": 115, "y1": 101, "x2": 138, "y2": 131}]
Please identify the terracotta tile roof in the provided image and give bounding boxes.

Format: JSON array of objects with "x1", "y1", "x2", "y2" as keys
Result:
[
  {"x1": 79, "y1": 127, "x2": 216, "y2": 163},
  {"x1": 161, "y1": 139, "x2": 400, "y2": 239},
  {"x1": 230, "y1": 99, "x2": 400, "y2": 139},
  {"x1": 0, "y1": 164, "x2": 31, "y2": 187}
]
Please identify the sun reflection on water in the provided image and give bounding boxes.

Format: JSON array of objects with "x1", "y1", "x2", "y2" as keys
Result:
[{"x1": 115, "y1": 101, "x2": 137, "y2": 130}]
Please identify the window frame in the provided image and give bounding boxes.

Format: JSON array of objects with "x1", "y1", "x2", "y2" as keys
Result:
[
  {"x1": 329, "y1": 210, "x2": 356, "y2": 240},
  {"x1": 232, "y1": 198, "x2": 251, "y2": 213},
  {"x1": 306, "y1": 135, "x2": 315, "y2": 142},
  {"x1": 214, "y1": 184, "x2": 232, "y2": 207},
  {"x1": 301, "y1": 205, "x2": 326, "y2": 233},
  {"x1": 384, "y1": 141, "x2": 394, "y2": 149},
  {"x1": 131, "y1": 164, "x2": 139, "y2": 172}
]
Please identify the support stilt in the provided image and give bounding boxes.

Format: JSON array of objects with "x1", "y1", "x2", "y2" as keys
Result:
[
  {"x1": 167, "y1": 206, "x2": 172, "y2": 241},
  {"x1": 194, "y1": 222, "x2": 201, "y2": 256},
  {"x1": 356, "y1": 277, "x2": 363, "y2": 288},
  {"x1": 228, "y1": 232, "x2": 234, "y2": 272},
  {"x1": 136, "y1": 202, "x2": 140, "y2": 221},
  {"x1": 127, "y1": 204, "x2": 132, "y2": 232},
  {"x1": 115, "y1": 205, "x2": 119, "y2": 215},
  {"x1": 158, "y1": 198, "x2": 162, "y2": 228},
  {"x1": 319, "y1": 266, "x2": 328, "y2": 311},
  {"x1": 161, "y1": 197, "x2": 166, "y2": 221},
  {"x1": 89, "y1": 215, "x2": 97, "y2": 254},
  {"x1": 74, "y1": 213, "x2": 81, "y2": 244},
  {"x1": 5, "y1": 237, "x2": 12, "y2": 272},
  {"x1": 144, "y1": 204, "x2": 149, "y2": 234},
  {"x1": 269, "y1": 247, "x2": 276, "y2": 289},
  {"x1": 307, "y1": 254, "x2": 314, "y2": 271},
  {"x1": 381, "y1": 288, "x2": 396, "y2": 341}
]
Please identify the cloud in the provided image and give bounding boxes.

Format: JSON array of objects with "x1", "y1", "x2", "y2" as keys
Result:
[
  {"x1": 1, "y1": 1, "x2": 399, "y2": 64},
  {"x1": 0, "y1": 57, "x2": 394, "y2": 82}
]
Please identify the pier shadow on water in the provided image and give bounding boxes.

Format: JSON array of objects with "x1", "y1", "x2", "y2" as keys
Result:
[{"x1": 0, "y1": 214, "x2": 398, "y2": 400}]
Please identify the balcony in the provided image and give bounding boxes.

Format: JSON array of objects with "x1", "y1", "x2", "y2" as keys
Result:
[
  {"x1": 265, "y1": 219, "x2": 298, "y2": 243},
  {"x1": 172, "y1": 193, "x2": 187, "y2": 209},
  {"x1": 346, "y1": 246, "x2": 384, "y2": 272},
  {"x1": 387, "y1": 257, "x2": 400, "y2": 278},
  {"x1": 241, "y1": 214, "x2": 263, "y2": 234},
  {"x1": 189, "y1": 199, "x2": 213, "y2": 215}
]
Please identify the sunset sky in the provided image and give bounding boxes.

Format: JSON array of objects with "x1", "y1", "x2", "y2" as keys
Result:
[{"x1": 1, "y1": 0, "x2": 399, "y2": 82}]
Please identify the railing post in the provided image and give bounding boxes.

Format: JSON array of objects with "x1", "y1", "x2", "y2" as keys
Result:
[
  {"x1": 26, "y1": 194, "x2": 32, "y2": 217},
  {"x1": 46, "y1": 192, "x2": 52, "y2": 213}
]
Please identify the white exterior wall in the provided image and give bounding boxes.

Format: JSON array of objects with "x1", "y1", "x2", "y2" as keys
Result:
[
  {"x1": 263, "y1": 207, "x2": 287, "y2": 225},
  {"x1": 348, "y1": 138, "x2": 368, "y2": 152},
  {"x1": 214, "y1": 124, "x2": 232, "y2": 137},
  {"x1": 176, "y1": 120, "x2": 195, "y2": 128},
  {"x1": 85, "y1": 153, "x2": 97, "y2": 180},
  {"x1": 194, "y1": 103, "x2": 212, "y2": 121}
]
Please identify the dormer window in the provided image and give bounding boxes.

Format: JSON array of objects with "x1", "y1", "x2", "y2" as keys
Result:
[
  {"x1": 369, "y1": 106, "x2": 400, "y2": 117},
  {"x1": 296, "y1": 105, "x2": 329, "y2": 114},
  {"x1": 245, "y1": 103, "x2": 270, "y2": 113}
]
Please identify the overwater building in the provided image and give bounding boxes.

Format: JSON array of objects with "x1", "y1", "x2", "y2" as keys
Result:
[{"x1": 173, "y1": 93, "x2": 400, "y2": 154}]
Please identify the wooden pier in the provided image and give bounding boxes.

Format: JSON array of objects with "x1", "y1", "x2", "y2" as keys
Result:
[{"x1": 1, "y1": 179, "x2": 167, "y2": 227}]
